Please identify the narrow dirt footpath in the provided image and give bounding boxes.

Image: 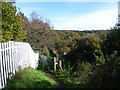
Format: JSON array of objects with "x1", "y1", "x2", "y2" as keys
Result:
[{"x1": 45, "y1": 72, "x2": 66, "y2": 88}]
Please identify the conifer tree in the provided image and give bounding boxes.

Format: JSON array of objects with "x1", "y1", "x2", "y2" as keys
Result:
[{"x1": 1, "y1": 2, "x2": 26, "y2": 42}]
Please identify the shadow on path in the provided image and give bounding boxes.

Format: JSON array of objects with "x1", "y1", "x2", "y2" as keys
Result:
[{"x1": 45, "y1": 72, "x2": 66, "y2": 88}]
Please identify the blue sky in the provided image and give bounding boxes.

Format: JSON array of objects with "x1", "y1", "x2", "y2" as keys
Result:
[{"x1": 15, "y1": 1, "x2": 118, "y2": 30}]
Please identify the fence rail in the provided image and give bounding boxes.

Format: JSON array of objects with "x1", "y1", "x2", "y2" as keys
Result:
[{"x1": 0, "y1": 41, "x2": 39, "y2": 89}]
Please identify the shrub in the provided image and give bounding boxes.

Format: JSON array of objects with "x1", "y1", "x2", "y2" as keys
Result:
[
  {"x1": 94, "y1": 49, "x2": 105, "y2": 65},
  {"x1": 37, "y1": 49, "x2": 53, "y2": 72},
  {"x1": 87, "y1": 51, "x2": 120, "y2": 88},
  {"x1": 74, "y1": 62, "x2": 92, "y2": 83}
]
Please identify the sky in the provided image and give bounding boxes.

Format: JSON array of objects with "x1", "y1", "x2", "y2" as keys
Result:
[{"x1": 15, "y1": 0, "x2": 119, "y2": 30}]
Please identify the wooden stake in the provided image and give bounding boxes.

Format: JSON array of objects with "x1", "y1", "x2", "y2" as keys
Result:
[
  {"x1": 59, "y1": 60, "x2": 63, "y2": 71},
  {"x1": 54, "y1": 57, "x2": 56, "y2": 71}
]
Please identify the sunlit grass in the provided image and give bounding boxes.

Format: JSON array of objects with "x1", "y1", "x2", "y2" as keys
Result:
[{"x1": 4, "y1": 67, "x2": 57, "y2": 88}]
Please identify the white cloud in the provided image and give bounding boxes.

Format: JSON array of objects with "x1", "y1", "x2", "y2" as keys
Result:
[{"x1": 52, "y1": 8, "x2": 118, "y2": 30}]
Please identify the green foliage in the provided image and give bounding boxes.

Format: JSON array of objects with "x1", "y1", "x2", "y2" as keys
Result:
[
  {"x1": 87, "y1": 54, "x2": 120, "y2": 88},
  {"x1": 65, "y1": 33, "x2": 102, "y2": 70},
  {"x1": 94, "y1": 49, "x2": 105, "y2": 65},
  {"x1": 45, "y1": 52, "x2": 53, "y2": 71},
  {"x1": 62, "y1": 61, "x2": 73, "y2": 77},
  {"x1": 1, "y1": 1, "x2": 119, "y2": 88},
  {"x1": 76, "y1": 62, "x2": 92, "y2": 76},
  {"x1": 103, "y1": 30, "x2": 120, "y2": 55},
  {"x1": 1, "y1": 2, "x2": 26, "y2": 42},
  {"x1": 4, "y1": 67, "x2": 57, "y2": 88},
  {"x1": 53, "y1": 62, "x2": 92, "y2": 88},
  {"x1": 106, "y1": 51, "x2": 118, "y2": 61},
  {"x1": 53, "y1": 30, "x2": 120, "y2": 88},
  {"x1": 71, "y1": 62, "x2": 92, "y2": 85},
  {"x1": 37, "y1": 49, "x2": 53, "y2": 72}
]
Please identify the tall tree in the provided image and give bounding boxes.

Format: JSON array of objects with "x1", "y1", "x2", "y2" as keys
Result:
[
  {"x1": 24, "y1": 12, "x2": 55, "y2": 49},
  {"x1": 1, "y1": 2, "x2": 26, "y2": 42}
]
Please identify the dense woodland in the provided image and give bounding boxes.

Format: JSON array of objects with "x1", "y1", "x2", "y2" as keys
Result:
[{"x1": 1, "y1": 2, "x2": 120, "y2": 88}]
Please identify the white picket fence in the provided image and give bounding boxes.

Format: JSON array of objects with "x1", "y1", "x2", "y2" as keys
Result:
[{"x1": 0, "y1": 41, "x2": 39, "y2": 89}]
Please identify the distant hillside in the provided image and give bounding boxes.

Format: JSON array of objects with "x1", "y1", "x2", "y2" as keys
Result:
[{"x1": 25, "y1": 27, "x2": 110, "y2": 57}]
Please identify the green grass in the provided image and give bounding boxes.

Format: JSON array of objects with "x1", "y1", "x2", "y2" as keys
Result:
[
  {"x1": 53, "y1": 71, "x2": 82, "y2": 88},
  {"x1": 4, "y1": 67, "x2": 57, "y2": 88}
]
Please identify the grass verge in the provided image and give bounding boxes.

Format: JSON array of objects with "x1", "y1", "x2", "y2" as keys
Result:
[{"x1": 4, "y1": 67, "x2": 57, "y2": 88}]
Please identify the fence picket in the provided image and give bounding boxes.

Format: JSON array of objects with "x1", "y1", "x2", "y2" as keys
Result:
[
  {"x1": 0, "y1": 41, "x2": 39, "y2": 89},
  {"x1": 1, "y1": 43, "x2": 4, "y2": 88},
  {"x1": 6, "y1": 42, "x2": 10, "y2": 79},
  {"x1": 0, "y1": 43, "x2": 3, "y2": 88}
]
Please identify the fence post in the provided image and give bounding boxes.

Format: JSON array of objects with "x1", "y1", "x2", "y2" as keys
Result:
[
  {"x1": 54, "y1": 57, "x2": 56, "y2": 71},
  {"x1": 59, "y1": 60, "x2": 63, "y2": 71}
]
